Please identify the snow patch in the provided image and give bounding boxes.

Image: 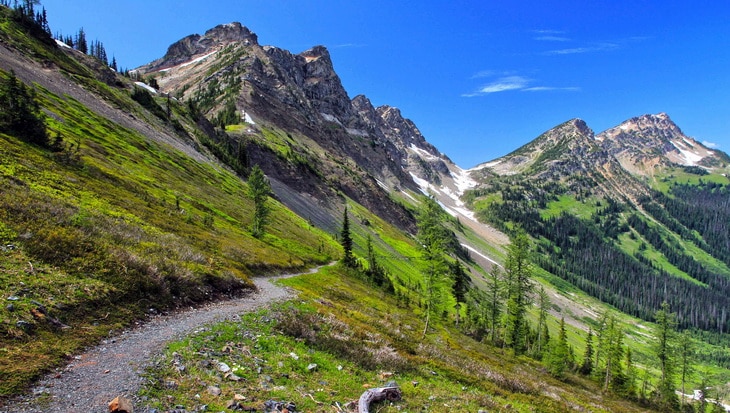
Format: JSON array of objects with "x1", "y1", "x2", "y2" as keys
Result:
[
  {"x1": 242, "y1": 111, "x2": 256, "y2": 125},
  {"x1": 402, "y1": 190, "x2": 419, "y2": 203},
  {"x1": 159, "y1": 51, "x2": 218, "y2": 73},
  {"x1": 409, "y1": 143, "x2": 439, "y2": 161},
  {"x1": 452, "y1": 167, "x2": 477, "y2": 195},
  {"x1": 409, "y1": 172, "x2": 433, "y2": 195},
  {"x1": 180, "y1": 51, "x2": 218, "y2": 68},
  {"x1": 54, "y1": 39, "x2": 71, "y2": 49},
  {"x1": 678, "y1": 147, "x2": 703, "y2": 165},
  {"x1": 375, "y1": 178, "x2": 389, "y2": 191},
  {"x1": 461, "y1": 243, "x2": 500, "y2": 266},
  {"x1": 134, "y1": 82, "x2": 158, "y2": 95}
]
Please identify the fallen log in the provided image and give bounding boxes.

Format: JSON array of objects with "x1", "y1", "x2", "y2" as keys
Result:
[{"x1": 358, "y1": 381, "x2": 401, "y2": 413}]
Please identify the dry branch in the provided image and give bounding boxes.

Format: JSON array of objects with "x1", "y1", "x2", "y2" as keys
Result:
[{"x1": 358, "y1": 381, "x2": 401, "y2": 413}]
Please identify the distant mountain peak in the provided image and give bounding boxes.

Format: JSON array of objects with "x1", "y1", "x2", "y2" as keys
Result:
[
  {"x1": 300, "y1": 45, "x2": 331, "y2": 62},
  {"x1": 597, "y1": 112, "x2": 722, "y2": 169},
  {"x1": 143, "y1": 22, "x2": 258, "y2": 72}
]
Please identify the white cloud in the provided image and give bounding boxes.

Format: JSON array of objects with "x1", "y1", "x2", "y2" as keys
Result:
[
  {"x1": 535, "y1": 35, "x2": 570, "y2": 42},
  {"x1": 543, "y1": 42, "x2": 618, "y2": 55},
  {"x1": 702, "y1": 140, "x2": 719, "y2": 149},
  {"x1": 477, "y1": 76, "x2": 529, "y2": 93},
  {"x1": 534, "y1": 29, "x2": 566, "y2": 34},
  {"x1": 522, "y1": 86, "x2": 580, "y2": 92},
  {"x1": 463, "y1": 74, "x2": 579, "y2": 97},
  {"x1": 330, "y1": 43, "x2": 366, "y2": 49}
]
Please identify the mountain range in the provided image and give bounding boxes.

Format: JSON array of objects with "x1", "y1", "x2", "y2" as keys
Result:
[{"x1": 2, "y1": 9, "x2": 730, "y2": 410}]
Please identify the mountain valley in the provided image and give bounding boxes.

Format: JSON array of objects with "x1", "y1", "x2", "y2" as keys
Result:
[{"x1": 2, "y1": 4, "x2": 730, "y2": 411}]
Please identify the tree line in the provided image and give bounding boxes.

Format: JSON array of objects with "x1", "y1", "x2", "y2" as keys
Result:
[{"x1": 472, "y1": 179, "x2": 730, "y2": 334}]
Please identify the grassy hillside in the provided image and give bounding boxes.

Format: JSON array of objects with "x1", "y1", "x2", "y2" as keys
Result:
[
  {"x1": 0, "y1": 31, "x2": 339, "y2": 396},
  {"x1": 2, "y1": 4, "x2": 729, "y2": 412},
  {"x1": 139, "y1": 265, "x2": 658, "y2": 413}
]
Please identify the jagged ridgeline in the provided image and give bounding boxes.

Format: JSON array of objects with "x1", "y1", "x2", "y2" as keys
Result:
[
  {"x1": 4, "y1": 2, "x2": 730, "y2": 410},
  {"x1": 465, "y1": 113, "x2": 730, "y2": 333},
  {"x1": 135, "y1": 22, "x2": 458, "y2": 235}
]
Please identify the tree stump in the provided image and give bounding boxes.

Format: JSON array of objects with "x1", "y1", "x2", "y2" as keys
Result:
[{"x1": 358, "y1": 381, "x2": 401, "y2": 413}]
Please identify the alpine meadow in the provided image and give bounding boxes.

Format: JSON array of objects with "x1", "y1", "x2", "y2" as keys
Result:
[{"x1": 2, "y1": 2, "x2": 730, "y2": 412}]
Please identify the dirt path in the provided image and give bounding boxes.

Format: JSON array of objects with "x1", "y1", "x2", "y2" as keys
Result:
[{"x1": 1, "y1": 267, "x2": 323, "y2": 413}]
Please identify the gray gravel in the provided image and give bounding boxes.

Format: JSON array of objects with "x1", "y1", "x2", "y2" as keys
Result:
[{"x1": 0, "y1": 268, "x2": 318, "y2": 413}]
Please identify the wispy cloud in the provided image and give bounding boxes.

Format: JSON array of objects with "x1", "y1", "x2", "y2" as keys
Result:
[
  {"x1": 470, "y1": 70, "x2": 517, "y2": 79},
  {"x1": 702, "y1": 140, "x2": 719, "y2": 149},
  {"x1": 522, "y1": 86, "x2": 581, "y2": 92},
  {"x1": 534, "y1": 29, "x2": 566, "y2": 35},
  {"x1": 463, "y1": 73, "x2": 579, "y2": 97},
  {"x1": 534, "y1": 35, "x2": 570, "y2": 42},
  {"x1": 543, "y1": 42, "x2": 619, "y2": 55},
  {"x1": 478, "y1": 76, "x2": 529, "y2": 93}
]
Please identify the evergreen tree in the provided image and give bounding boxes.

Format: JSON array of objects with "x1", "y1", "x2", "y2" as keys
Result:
[
  {"x1": 504, "y1": 228, "x2": 533, "y2": 354},
  {"x1": 678, "y1": 330, "x2": 694, "y2": 409},
  {"x1": 535, "y1": 285, "x2": 551, "y2": 358},
  {"x1": 0, "y1": 70, "x2": 47, "y2": 146},
  {"x1": 75, "y1": 27, "x2": 87, "y2": 54},
  {"x1": 593, "y1": 311, "x2": 610, "y2": 379},
  {"x1": 417, "y1": 196, "x2": 451, "y2": 338},
  {"x1": 580, "y1": 328, "x2": 594, "y2": 375},
  {"x1": 485, "y1": 265, "x2": 504, "y2": 344},
  {"x1": 110, "y1": 56, "x2": 118, "y2": 72},
  {"x1": 247, "y1": 165, "x2": 271, "y2": 238},
  {"x1": 216, "y1": 99, "x2": 238, "y2": 128},
  {"x1": 340, "y1": 206, "x2": 355, "y2": 267},
  {"x1": 365, "y1": 234, "x2": 386, "y2": 286},
  {"x1": 622, "y1": 347, "x2": 638, "y2": 399},
  {"x1": 601, "y1": 316, "x2": 626, "y2": 393},
  {"x1": 546, "y1": 317, "x2": 570, "y2": 379},
  {"x1": 654, "y1": 301, "x2": 679, "y2": 410}
]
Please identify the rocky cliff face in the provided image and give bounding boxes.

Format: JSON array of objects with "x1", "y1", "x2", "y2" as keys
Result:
[{"x1": 137, "y1": 22, "x2": 463, "y2": 233}]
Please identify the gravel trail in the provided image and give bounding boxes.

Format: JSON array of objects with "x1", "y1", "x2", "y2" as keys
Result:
[{"x1": 1, "y1": 267, "x2": 321, "y2": 413}]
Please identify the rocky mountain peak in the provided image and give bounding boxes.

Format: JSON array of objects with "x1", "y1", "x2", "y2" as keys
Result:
[
  {"x1": 143, "y1": 22, "x2": 257, "y2": 72},
  {"x1": 595, "y1": 112, "x2": 722, "y2": 168},
  {"x1": 299, "y1": 45, "x2": 331, "y2": 62},
  {"x1": 598, "y1": 112, "x2": 683, "y2": 144},
  {"x1": 203, "y1": 22, "x2": 258, "y2": 46}
]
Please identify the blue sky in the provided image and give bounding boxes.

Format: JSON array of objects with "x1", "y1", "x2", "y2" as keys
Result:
[{"x1": 40, "y1": 1, "x2": 730, "y2": 168}]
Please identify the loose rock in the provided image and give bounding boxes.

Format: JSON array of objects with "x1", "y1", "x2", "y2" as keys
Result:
[{"x1": 108, "y1": 395, "x2": 134, "y2": 413}]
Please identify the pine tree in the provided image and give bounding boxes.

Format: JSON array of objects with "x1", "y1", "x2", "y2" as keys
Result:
[
  {"x1": 603, "y1": 316, "x2": 625, "y2": 393},
  {"x1": 535, "y1": 285, "x2": 551, "y2": 358},
  {"x1": 340, "y1": 206, "x2": 355, "y2": 267},
  {"x1": 0, "y1": 70, "x2": 47, "y2": 146},
  {"x1": 75, "y1": 27, "x2": 87, "y2": 54},
  {"x1": 622, "y1": 347, "x2": 637, "y2": 399},
  {"x1": 504, "y1": 228, "x2": 533, "y2": 354},
  {"x1": 417, "y1": 196, "x2": 451, "y2": 339},
  {"x1": 580, "y1": 328, "x2": 594, "y2": 375},
  {"x1": 486, "y1": 265, "x2": 503, "y2": 344},
  {"x1": 654, "y1": 301, "x2": 679, "y2": 410},
  {"x1": 247, "y1": 165, "x2": 271, "y2": 238},
  {"x1": 546, "y1": 317, "x2": 570, "y2": 379},
  {"x1": 365, "y1": 234, "x2": 386, "y2": 286},
  {"x1": 678, "y1": 330, "x2": 694, "y2": 409}
]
